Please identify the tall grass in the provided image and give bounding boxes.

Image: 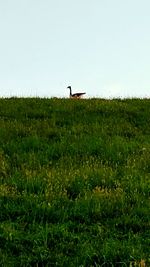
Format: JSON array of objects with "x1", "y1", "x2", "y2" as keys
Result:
[{"x1": 0, "y1": 98, "x2": 150, "y2": 266}]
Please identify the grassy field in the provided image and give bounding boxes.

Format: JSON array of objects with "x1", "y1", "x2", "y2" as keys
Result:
[{"x1": 0, "y1": 98, "x2": 150, "y2": 267}]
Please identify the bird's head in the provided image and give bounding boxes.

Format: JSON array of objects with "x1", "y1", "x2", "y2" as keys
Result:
[{"x1": 67, "y1": 86, "x2": 71, "y2": 89}]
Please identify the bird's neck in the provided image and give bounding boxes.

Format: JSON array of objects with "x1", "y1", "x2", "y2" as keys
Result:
[{"x1": 69, "y1": 87, "x2": 72, "y2": 96}]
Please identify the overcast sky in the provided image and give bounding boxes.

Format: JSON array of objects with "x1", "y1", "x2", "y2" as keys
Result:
[{"x1": 0, "y1": 0, "x2": 150, "y2": 98}]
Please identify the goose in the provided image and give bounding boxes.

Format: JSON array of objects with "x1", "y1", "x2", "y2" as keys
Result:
[{"x1": 67, "y1": 86, "x2": 86, "y2": 99}]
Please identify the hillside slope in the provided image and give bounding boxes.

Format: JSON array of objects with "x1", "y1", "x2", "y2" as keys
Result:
[{"x1": 0, "y1": 98, "x2": 150, "y2": 266}]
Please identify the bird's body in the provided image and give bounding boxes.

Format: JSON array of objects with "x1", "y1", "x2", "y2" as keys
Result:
[{"x1": 67, "y1": 86, "x2": 86, "y2": 99}]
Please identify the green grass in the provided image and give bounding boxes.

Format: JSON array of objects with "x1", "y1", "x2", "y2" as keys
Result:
[{"x1": 0, "y1": 97, "x2": 150, "y2": 266}]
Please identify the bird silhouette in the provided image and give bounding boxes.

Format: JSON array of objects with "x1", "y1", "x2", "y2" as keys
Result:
[{"x1": 67, "y1": 86, "x2": 86, "y2": 98}]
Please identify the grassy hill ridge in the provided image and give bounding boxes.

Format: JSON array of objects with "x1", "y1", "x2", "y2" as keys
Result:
[{"x1": 0, "y1": 98, "x2": 150, "y2": 266}]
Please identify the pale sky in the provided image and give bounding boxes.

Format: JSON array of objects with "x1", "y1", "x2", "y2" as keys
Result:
[{"x1": 0, "y1": 0, "x2": 150, "y2": 98}]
